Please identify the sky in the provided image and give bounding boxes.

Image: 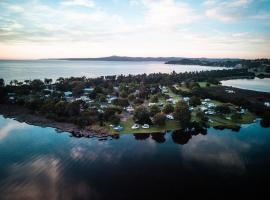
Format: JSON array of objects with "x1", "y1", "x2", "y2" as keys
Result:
[{"x1": 0, "y1": 0, "x2": 270, "y2": 59}]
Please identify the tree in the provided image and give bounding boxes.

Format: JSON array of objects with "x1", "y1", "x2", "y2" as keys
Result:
[
  {"x1": 150, "y1": 95, "x2": 159, "y2": 103},
  {"x1": 133, "y1": 98, "x2": 144, "y2": 105},
  {"x1": 97, "y1": 94, "x2": 107, "y2": 103},
  {"x1": 54, "y1": 101, "x2": 68, "y2": 116},
  {"x1": 66, "y1": 101, "x2": 80, "y2": 117},
  {"x1": 189, "y1": 96, "x2": 201, "y2": 106},
  {"x1": 133, "y1": 106, "x2": 151, "y2": 124},
  {"x1": 120, "y1": 91, "x2": 128, "y2": 98},
  {"x1": 103, "y1": 106, "x2": 122, "y2": 121},
  {"x1": 215, "y1": 105, "x2": 231, "y2": 114},
  {"x1": 71, "y1": 81, "x2": 85, "y2": 97},
  {"x1": 196, "y1": 111, "x2": 208, "y2": 127},
  {"x1": 0, "y1": 78, "x2": 4, "y2": 87},
  {"x1": 231, "y1": 113, "x2": 242, "y2": 122},
  {"x1": 108, "y1": 114, "x2": 120, "y2": 125},
  {"x1": 153, "y1": 113, "x2": 166, "y2": 126},
  {"x1": 149, "y1": 105, "x2": 161, "y2": 117},
  {"x1": 163, "y1": 103, "x2": 174, "y2": 114},
  {"x1": 173, "y1": 101, "x2": 191, "y2": 127},
  {"x1": 30, "y1": 79, "x2": 45, "y2": 92},
  {"x1": 112, "y1": 98, "x2": 129, "y2": 107},
  {"x1": 128, "y1": 94, "x2": 135, "y2": 102},
  {"x1": 44, "y1": 78, "x2": 52, "y2": 85}
]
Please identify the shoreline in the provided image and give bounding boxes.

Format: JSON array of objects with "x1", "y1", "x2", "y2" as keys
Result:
[{"x1": 0, "y1": 104, "x2": 110, "y2": 138}]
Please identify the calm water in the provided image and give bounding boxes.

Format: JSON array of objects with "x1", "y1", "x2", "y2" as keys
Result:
[
  {"x1": 0, "y1": 60, "x2": 226, "y2": 82},
  {"x1": 0, "y1": 116, "x2": 270, "y2": 199},
  {"x1": 221, "y1": 77, "x2": 270, "y2": 93}
]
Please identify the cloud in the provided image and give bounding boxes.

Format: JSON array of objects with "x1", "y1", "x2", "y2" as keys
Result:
[
  {"x1": 0, "y1": 119, "x2": 27, "y2": 142},
  {"x1": 0, "y1": 156, "x2": 100, "y2": 200},
  {"x1": 205, "y1": 0, "x2": 254, "y2": 22},
  {"x1": 61, "y1": 0, "x2": 95, "y2": 8},
  {"x1": 181, "y1": 134, "x2": 250, "y2": 174},
  {"x1": 0, "y1": 0, "x2": 269, "y2": 59},
  {"x1": 134, "y1": 0, "x2": 199, "y2": 29}
]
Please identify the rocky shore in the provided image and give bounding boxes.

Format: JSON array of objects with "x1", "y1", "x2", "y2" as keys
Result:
[{"x1": 0, "y1": 104, "x2": 111, "y2": 138}]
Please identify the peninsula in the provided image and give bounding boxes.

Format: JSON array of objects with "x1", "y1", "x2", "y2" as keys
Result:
[{"x1": 0, "y1": 67, "x2": 269, "y2": 137}]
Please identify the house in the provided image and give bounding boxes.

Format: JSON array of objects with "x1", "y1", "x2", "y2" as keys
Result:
[
  {"x1": 264, "y1": 102, "x2": 270, "y2": 107},
  {"x1": 64, "y1": 91, "x2": 72, "y2": 98},
  {"x1": 166, "y1": 98, "x2": 176, "y2": 104},
  {"x1": 107, "y1": 95, "x2": 117, "y2": 104},
  {"x1": 239, "y1": 108, "x2": 245, "y2": 114},
  {"x1": 8, "y1": 93, "x2": 16, "y2": 102},
  {"x1": 83, "y1": 87, "x2": 94, "y2": 94},
  {"x1": 126, "y1": 106, "x2": 134, "y2": 113},
  {"x1": 113, "y1": 86, "x2": 119, "y2": 92},
  {"x1": 205, "y1": 110, "x2": 215, "y2": 115},
  {"x1": 183, "y1": 97, "x2": 190, "y2": 102},
  {"x1": 166, "y1": 114, "x2": 174, "y2": 120},
  {"x1": 100, "y1": 104, "x2": 108, "y2": 109},
  {"x1": 161, "y1": 86, "x2": 168, "y2": 93},
  {"x1": 207, "y1": 103, "x2": 216, "y2": 108},
  {"x1": 43, "y1": 88, "x2": 54, "y2": 94},
  {"x1": 225, "y1": 89, "x2": 235, "y2": 94},
  {"x1": 200, "y1": 106, "x2": 208, "y2": 112}
]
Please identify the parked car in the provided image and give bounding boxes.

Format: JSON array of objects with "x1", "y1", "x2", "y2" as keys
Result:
[
  {"x1": 142, "y1": 124, "x2": 150, "y2": 129},
  {"x1": 113, "y1": 125, "x2": 123, "y2": 132},
  {"x1": 131, "y1": 124, "x2": 140, "y2": 129}
]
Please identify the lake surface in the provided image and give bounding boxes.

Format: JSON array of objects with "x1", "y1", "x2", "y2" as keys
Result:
[
  {"x1": 221, "y1": 77, "x2": 270, "y2": 93},
  {"x1": 0, "y1": 60, "x2": 226, "y2": 82},
  {"x1": 0, "y1": 115, "x2": 269, "y2": 199}
]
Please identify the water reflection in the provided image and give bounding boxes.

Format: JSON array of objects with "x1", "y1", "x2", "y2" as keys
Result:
[
  {"x1": 151, "y1": 132, "x2": 166, "y2": 143},
  {"x1": 1, "y1": 116, "x2": 270, "y2": 199},
  {"x1": 0, "y1": 119, "x2": 27, "y2": 142}
]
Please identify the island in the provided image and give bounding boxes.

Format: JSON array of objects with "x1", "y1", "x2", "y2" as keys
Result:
[{"x1": 0, "y1": 67, "x2": 269, "y2": 138}]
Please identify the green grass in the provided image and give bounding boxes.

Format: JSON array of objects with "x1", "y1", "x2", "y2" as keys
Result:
[
  {"x1": 198, "y1": 82, "x2": 216, "y2": 88},
  {"x1": 115, "y1": 118, "x2": 181, "y2": 134},
  {"x1": 208, "y1": 111, "x2": 256, "y2": 128},
  {"x1": 239, "y1": 111, "x2": 256, "y2": 124},
  {"x1": 167, "y1": 88, "x2": 182, "y2": 101}
]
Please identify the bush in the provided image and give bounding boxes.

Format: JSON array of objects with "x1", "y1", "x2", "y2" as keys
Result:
[
  {"x1": 109, "y1": 114, "x2": 120, "y2": 125},
  {"x1": 189, "y1": 96, "x2": 201, "y2": 106},
  {"x1": 163, "y1": 104, "x2": 174, "y2": 114},
  {"x1": 153, "y1": 113, "x2": 166, "y2": 126},
  {"x1": 215, "y1": 105, "x2": 231, "y2": 114},
  {"x1": 133, "y1": 106, "x2": 151, "y2": 124},
  {"x1": 173, "y1": 101, "x2": 191, "y2": 127},
  {"x1": 150, "y1": 105, "x2": 161, "y2": 117},
  {"x1": 231, "y1": 113, "x2": 242, "y2": 122},
  {"x1": 150, "y1": 95, "x2": 159, "y2": 103}
]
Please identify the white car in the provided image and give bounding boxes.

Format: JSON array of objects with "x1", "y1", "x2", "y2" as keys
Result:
[
  {"x1": 131, "y1": 124, "x2": 140, "y2": 129},
  {"x1": 166, "y1": 114, "x2": 174, "y2": 120},
  {"x1": 142, "y1": 124, "x2": 150, "y2": 129}
]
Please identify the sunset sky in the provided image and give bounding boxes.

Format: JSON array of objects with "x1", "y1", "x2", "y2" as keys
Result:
[{"x1": 0, "y1": 0, "x2": 270, "y2": 59}]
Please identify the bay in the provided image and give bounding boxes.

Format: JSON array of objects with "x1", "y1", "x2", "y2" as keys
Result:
[
  {"x1": 0, "y1": 60, "x2": 226, "y2": 82},
  {"x1": 0, "y1": 116, "x2": 269, "y2": 199}
]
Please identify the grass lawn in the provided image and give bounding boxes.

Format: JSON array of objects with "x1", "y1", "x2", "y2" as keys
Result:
[
  {"x1": 177, "y1": 86, "x2": 190, "y2": 92},
  {"x1": 198, "y1": 81, "x2": 216, "y2": 88},
  {"x1": 208, "y1": 111, "x2": 256, "y2": 128},
  {"x1": 239, "y1": 111, "x2": 256, "y2": 124},
  {"x1": 167, "y1": 88, "x2": 182, "y2": 101},
  {"x1": 116, "y1": 118, "x2": 181, "y2": 134}
]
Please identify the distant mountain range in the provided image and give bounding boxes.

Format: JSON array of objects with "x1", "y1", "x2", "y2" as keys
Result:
[{"x1": 55, "y1": 55, "x2": 241, "y2": 62}]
